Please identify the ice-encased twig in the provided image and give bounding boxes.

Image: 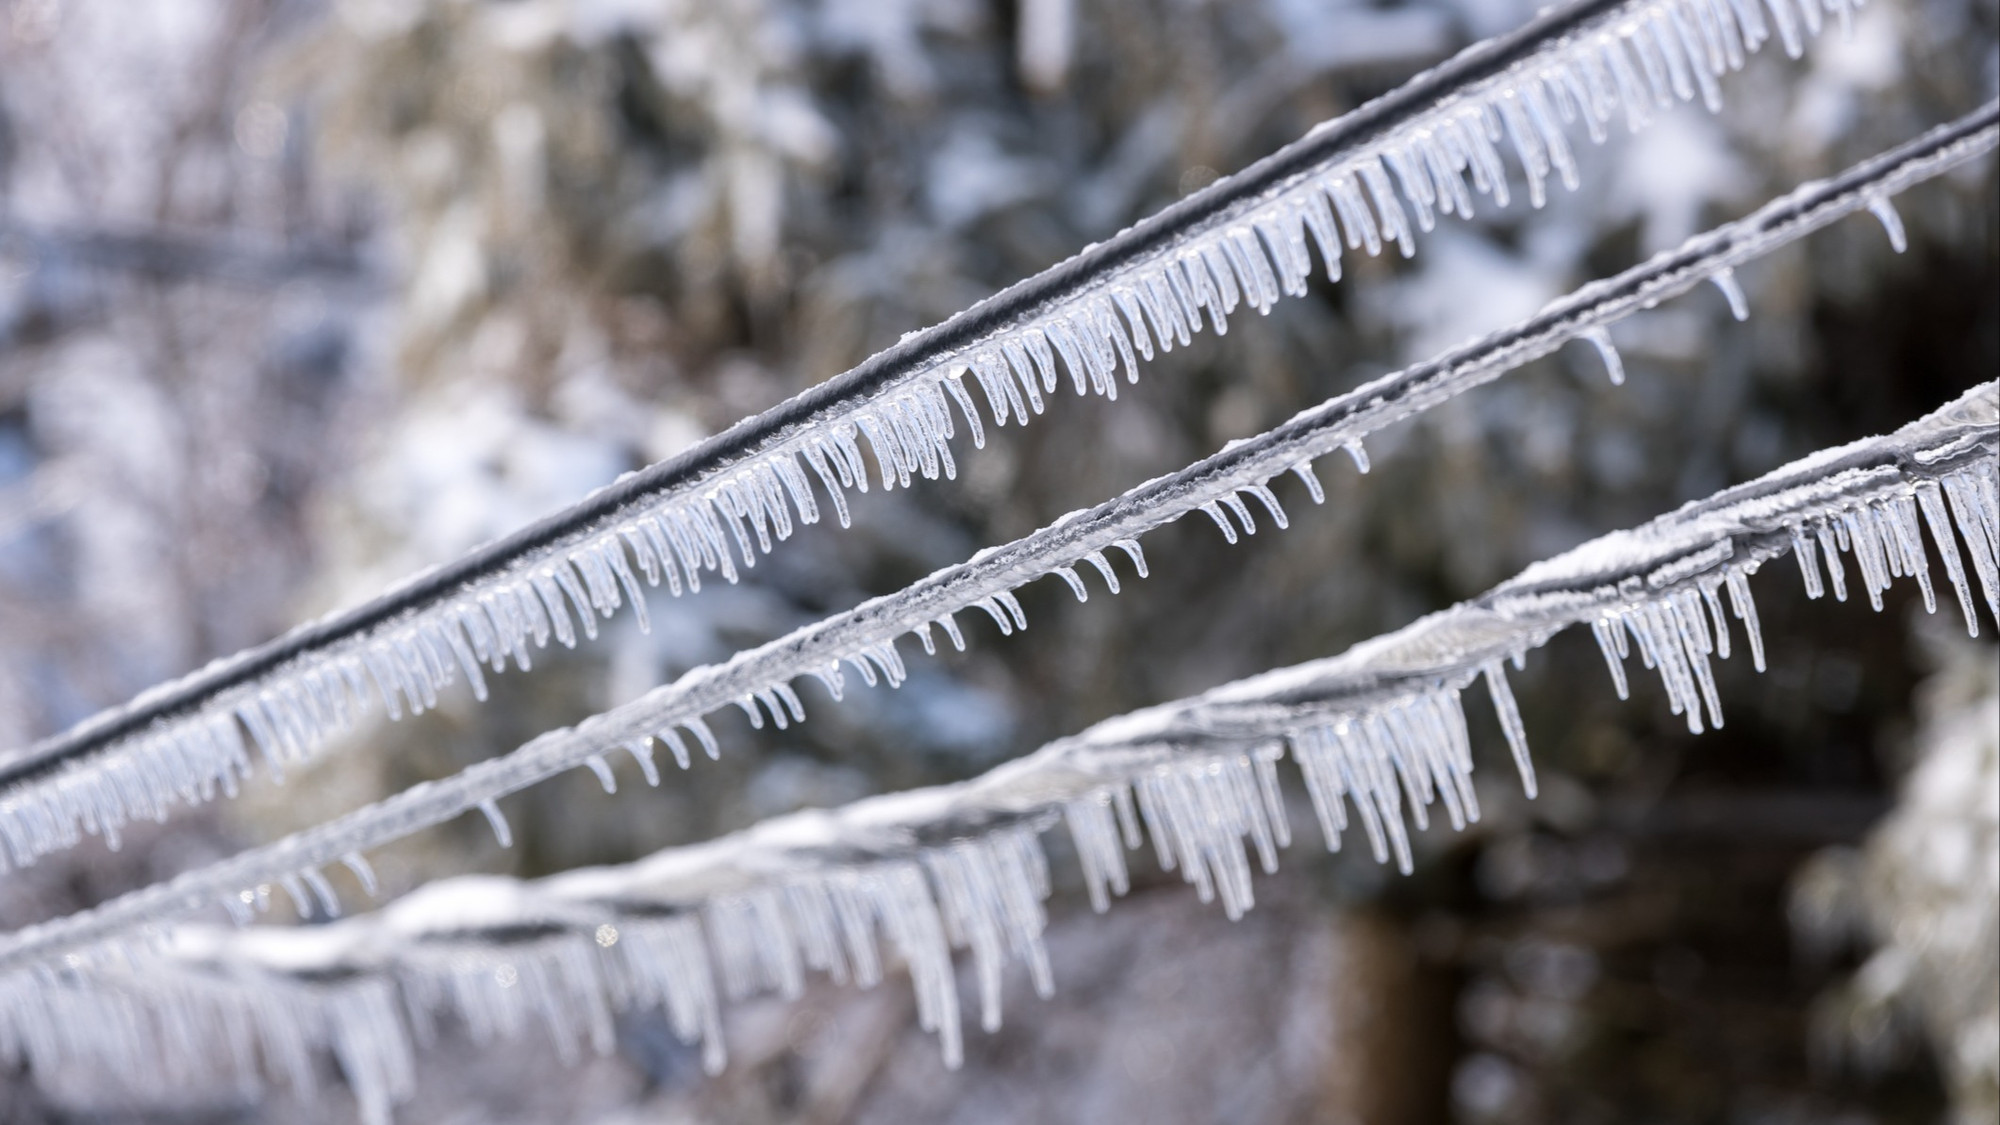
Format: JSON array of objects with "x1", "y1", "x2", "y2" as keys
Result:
[
  {"x1": 1, "y1": 109, "x2": 1992, "y2": 977},
  {"x1": 0, "y1": 0, "x2": 1869, "y2": 871},
  {"x1": 8, "y1": 382, "x2": 1991, "y2": 1121}
]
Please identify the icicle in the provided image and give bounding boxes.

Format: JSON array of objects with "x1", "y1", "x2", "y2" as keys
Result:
[
  {"x1": 1726, "y1": 569, "x2": 1766, "y2": 673},
  {"x1": 1113, "y1": 538, "x2": 1148, "y2": 577},
  {"x1": 937, "y1": 613, "x2": 967, "y2": 652},
  {"x1": 1816, "y1": 521, "x2": 1850, "y2": 602},
  {"x1": 1292, "y1": 461, "x2": 1326, "y2": 504},
  {"x1": 1915, "y1": 480, "x2": 1980, "y2": 636},
  {"x1": 1066, "y1": 796, "x2": 1127, "y2": 913},
  {"x1": 478, "y1": 800, "x2": 514, "y2": 849},
  {"x1": 1244, "y1": 483, "x2": 1289, "y2": 529},
  {"x1": 625, "y1": 741, "x2": 661, "y2": 787},
  {"x1": 1591, "y1": 618, "x2": 1631, "y2": 699},
  {"x1": 1866, "y1": 195, "x2": 1908, "y2": 253},
  {"x1": 302, "y1": 868, "x2": 343, "y2": 919},
  {"x1": 1581, "y1": 327, "x2": 1625, "y2": 385},
  {"x1": 1940, "y1": 470, "x2": 2000, "y2": 619},
  {"x1": 1082, "y1": 550, "x2": 1121, "y2": 594},
  {"x1": 686, "y1": 718, "x2": 721, "y2": 760},
  {"x1": 658, "y1": 727, "x2": 693, "y2": 770},
  {"x1": 1050, "y1": 566, "x2": 1090, "y2": 602},
  {"x1": 1709, "y1": 267, "x2": 1749, "y2": 320},
  {"x1": 1200, "y1": 501, "x2": 1240, "y2": 544},
  {"x1": 341, "y1": 853, "x2": 380, "y2": 899},
  {"x1": 584, "y1": 755, "x2": 618, "y2": 794},
  {"x1": 1219, "y1": 492, "x2": 1260, "y2": 535},
  {"x1": 1482, "y1": 661, "x2": 1537, "y2": 798},
  {"x1": 279, "y1": 873, "x2": 314, "y2": 919},
  {"x1": 1343, "y1": 439, "x2": 1371, "y2": 473},
  {"x1": 1791, "y1": 525, "x2": 1825, "y2": 599}
]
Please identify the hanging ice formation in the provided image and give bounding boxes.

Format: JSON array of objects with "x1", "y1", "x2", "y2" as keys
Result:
[
  {"x1": 4, "y1": 381, "x2": 1989, "y2": 1122},
  {"x1": 0, "y1": 0, "x2": 1874, "y2": 873},
  {"x1": 2, "y1": 106, "x2": 1991, "y2": 976}
]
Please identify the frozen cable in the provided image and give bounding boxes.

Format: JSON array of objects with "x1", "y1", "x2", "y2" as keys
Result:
[
  {"x1": 1, "y1": 107, "x2": 1990, "y2": 975},
  {"x1": 0, "y1": 0, "x2": 1872, "y2": 866},
  {"x1": 12, "y1": 380, "x2": 1993, "y2": 1122}
]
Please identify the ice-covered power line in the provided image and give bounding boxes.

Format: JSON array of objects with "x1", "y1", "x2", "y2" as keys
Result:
[
  {"x1": 10, "y1": 380, "x2": 1992, "y2": 1124},
  {"x1": 0, "y1": 0, "x2": 1869, "y2": 865},
  {"x1": 2, "y1": 106, "x2": 1990, "y2": 978}
]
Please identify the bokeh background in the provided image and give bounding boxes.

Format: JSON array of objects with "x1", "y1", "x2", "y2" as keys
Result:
[{"x1": 0, "y1": 0, "x2": 1995, "y2": 1121}]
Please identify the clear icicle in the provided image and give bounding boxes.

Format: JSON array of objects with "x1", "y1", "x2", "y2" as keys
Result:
[
  {"x1": 1581, "y1": 327, "x2": 1625, "y2": 385},
  {"x1": 1710, "y1": 267, "x2": 1750, "y2": 320},
  {"x1": 478, "y1": 800, "x2": 513, "y2": 849},
  {"x1": 1482, "y1": 662, "x2": 1538, "y2": 798},
  {"x1": 1867, "y1": 194, "x2": 1908, "y2": 252}
]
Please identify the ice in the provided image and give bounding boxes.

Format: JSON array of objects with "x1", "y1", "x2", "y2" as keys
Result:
[
  {"x1": 1581, "y1": 328, "x2": 1626, "y2": 385},
  {"x1": 0, "y1": 379, "x2": 1988, "y2": 1111},
  {"x1": 1482, "y1": 662, "x2": 1538, "y2": 798},
  {"x1": 1868, "y1": 194, "x2": 1909, "y2": 252},
  {"x1": 5, "y1": 113, "x2": 1992, "y2": 983},
  {"x1": 1710, "y1": 266, "x2": 1751, "y2": 320},
  {"x1": 0, "y1": 0, "x2": 1878, "y2": 876},
  {"x1": 478, "y1": 799, "x2": 513, "y2": 848}
]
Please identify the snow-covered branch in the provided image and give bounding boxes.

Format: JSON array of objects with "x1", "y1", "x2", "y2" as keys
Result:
[
  {"x1": 9, "y1": 380, "x2": 1990, "y2": 1124},
  {"x1": 0, "y1": 0, "x2": 1870, "y2": 871},
  {"x1": 1, "y1": 105, "x2": 1989, "y2": 991}
]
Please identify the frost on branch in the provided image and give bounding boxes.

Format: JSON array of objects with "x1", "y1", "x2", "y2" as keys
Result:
[
  {"x1": 0, "y1": 0, "x2": 1867, "y2": 874},
  {"x1": 2, "y1": 381, "x2": 1988, "y2": 1120}
]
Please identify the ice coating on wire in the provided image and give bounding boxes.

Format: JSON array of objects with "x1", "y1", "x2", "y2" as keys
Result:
[
  {"x1": 1, "y1": 110, "x2": 1990, "y2": 972},
  {"x1": 6, "y1": 381, "x2": 1989, "y2": 1120},
  {"x1": 0, "y1": 0, "x2": 1870, "y2": 872}
]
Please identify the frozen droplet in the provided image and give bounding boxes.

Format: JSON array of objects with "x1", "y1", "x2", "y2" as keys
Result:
[{"x1": 1343, "y1": 440, "x2": 1371, "y2": 473}]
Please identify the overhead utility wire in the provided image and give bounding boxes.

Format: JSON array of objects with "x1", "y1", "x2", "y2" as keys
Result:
[
  {"x1": 2, "y1": 101, "x2": 1988, "y2": 977},
  {"x1": 0, "y1": 0, "x2": 1816, "y2": 801}
]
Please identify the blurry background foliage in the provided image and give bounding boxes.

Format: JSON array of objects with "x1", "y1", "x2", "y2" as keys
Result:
[{"x1": 0, "y1": 0, "x2": 1994, "y2": 1121}]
